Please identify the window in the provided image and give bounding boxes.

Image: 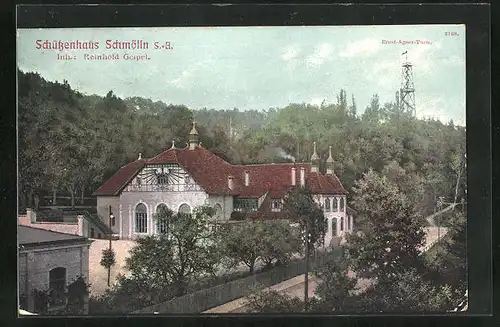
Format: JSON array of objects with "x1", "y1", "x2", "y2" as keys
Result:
[
  {"x1": 340, "y1": 197, "x2": 345, "y2": 212},
  {"x1": 157, "y1": 175, "x2": 169, "y2": 185},
  {"x1": 271, "y1": 199, "x2": 282, "y2": 212},
  {"x1": 234, "y1": 198, "x2": 258, "y2": 212},
  {"x1": 332, "y1": 197, "x2": 338, "y2": 211},
  {"x1": 98, "y1": 233, "x2": 101, "y2": 239},
  {"x1": 340, "y1": 217, "x2": 344, "y2": 231},
  {"x1": 324, "y1": 198, "x2": 331, "y2": 212},
  {"x1": 49, "y1": 267, "x2": 66, "y2": 305},
  {"x1": 135, "y1": 203, "x2": 148, "y2": 233},
  {"x1": 331, "y1": 218, "x2": 337, "y2": 236},
  {"x1": 136, "y1": 176, "x2": 142, "y2": 185},
  {"x1": 178, "y1": 204, "x2": 191, "y2": 217},
  {"x1": 156, "y1": 203, "x2": 169, "y2": 234},
  {"x1": 90, "y1": 228, "x2": 95, "y2": 238}
]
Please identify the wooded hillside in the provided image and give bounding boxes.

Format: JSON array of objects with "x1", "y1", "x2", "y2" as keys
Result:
[{"x1": 18, "y1": 69, "x2": 466, "y2": 218}]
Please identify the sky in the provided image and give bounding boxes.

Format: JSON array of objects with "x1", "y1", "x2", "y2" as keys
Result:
[{"x1": 17, "y1": 25, "x2": 466, "y2": 125}]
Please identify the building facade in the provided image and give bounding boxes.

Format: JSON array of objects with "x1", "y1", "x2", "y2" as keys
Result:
[
  {"x1": 18, "y1": 226, "x2": 92, "y2": 313},
  {"x1": 94, "y1": 123, "x2": 354, "y2": 246}
]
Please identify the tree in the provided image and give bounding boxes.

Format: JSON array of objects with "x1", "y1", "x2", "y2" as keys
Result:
[
  {"x1": 349, "y1": 94, "x2": 357, "y2": 118},
  {"x1": 283, "y1": 185, "x2": 327, "y2": 309},
  {"x1": 65, "y1": 275, "x2": 91, "y2": 314},
  {"x1": 283, "y1": 186, "x2": 327, "y2": 251},
  {"x1": 345, "y1": 169, "x2": 427, "y2": 280},
  {"x1": 246, "y1": 290, "x2": 305, "y2": 313},
  {"x1": 125, "y1": 205, "x2": 219, "y2": 296},
  {"x1": 257, "y1": 220, "x2": 303, "y2": 268},
  {"x1": 218, "y1": 220, "x2": 263, "y2": 273},
  {"x1": 312, "y1": 258, "x2": 358, "y2": 312},
  {"x1": 361, "y1": 269, "x2": 455, "y2": 312},
  {"x1": 424, "y1": 211, "x2": 466, "y2": 304},
  {"x1": 362, "y1": 94, "x2": 381, "y2": 123},
  {"x1": 100, "y1": 248, "x2": 116, "y2": 287}
]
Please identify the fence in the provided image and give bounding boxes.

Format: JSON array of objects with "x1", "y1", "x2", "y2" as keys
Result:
[{"x1": 133, "y1": 248, "x2": 343, "y2": 314}]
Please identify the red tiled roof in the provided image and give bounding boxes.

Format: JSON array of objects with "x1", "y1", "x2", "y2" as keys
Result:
[
  {"x1": 93, "y1": 159, "x2": 147, "y2": 196},
  {"x1": 94, "y1": 146, "x2": 348, "y2": 197}
]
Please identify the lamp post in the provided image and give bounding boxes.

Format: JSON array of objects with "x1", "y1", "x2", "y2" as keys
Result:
[
  {"x1": 304, "y1": 220, "x2": 311, "y2": 311},
  {"x1": 108, "y1": 205, "x2": 114, "y2": 286}
]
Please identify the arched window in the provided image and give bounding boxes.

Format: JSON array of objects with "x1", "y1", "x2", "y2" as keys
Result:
[
  {"x1": 135, "y1": 203, "x2": 148, "y2": 233},
  {"x1": 324, "y1": 198, "x2": 331, "y2": 212},
  {"x1": 178, "y1": 203, "x2": 191, "y2": 215},
  {"x1": 49, "y1": 267, "x2": 66, "y2": 294},
  {"x1": 331, "y1": 218, "x2": 337, "y2": 236},
  {"x1": 340, "y1": 197, "x2": 345, "y2": 212},
  {"x1": 332, "y1": 197, "x2": 338, "y2": 212},
  {"x1": 156, "y1": 203, "x2": 169, "y2": 234}
]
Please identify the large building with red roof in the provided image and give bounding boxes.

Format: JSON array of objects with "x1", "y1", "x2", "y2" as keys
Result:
[{"x1": 94, "y1": 123, "x2": 354, "y2": 246}]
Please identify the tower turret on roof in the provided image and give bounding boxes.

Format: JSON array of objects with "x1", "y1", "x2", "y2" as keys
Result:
[
  {"x1": 326, "y1": 145, "x2": 334, "y2": 175},
  {"x1": 189, "y1": 121, "x2": 199, "y2": 150},
  {"x1": 310, "y1": 142, "x2": 319, "y2": 172}
]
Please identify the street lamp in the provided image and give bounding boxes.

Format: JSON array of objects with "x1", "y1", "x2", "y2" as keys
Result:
[
  {"x1": 107, "y1": 206, "x2": 114, "y2": 286},
  {"x1": 304, "y1": 221, "x2": 311, "y2": 311},
  {"x1": 108, "y1": 205, "x2": 114, "y2": 249}
]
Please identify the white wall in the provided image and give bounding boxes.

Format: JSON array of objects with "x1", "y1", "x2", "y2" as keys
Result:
[{"x1": 119, "y1": 190, "x2": 209, "y2": 239}]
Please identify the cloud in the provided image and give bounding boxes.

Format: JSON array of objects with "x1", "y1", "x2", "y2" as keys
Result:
[
  {"x1": 339, "y1": 38, "x2": 380, "y2": 57},
  {"x1": 169, "y1": 59, "x2": 214, "y2": 89},
  {"x1": 306, "y1": 43, "x2": 334, "y2": 67},
  {"x1": 309, "y1": 96, "x2": 325, "y2": 107}
]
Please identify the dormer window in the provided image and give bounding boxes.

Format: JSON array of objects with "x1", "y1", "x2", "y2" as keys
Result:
[{"x1": 271, "y1": 199, "x2": 283, "y2": 212}]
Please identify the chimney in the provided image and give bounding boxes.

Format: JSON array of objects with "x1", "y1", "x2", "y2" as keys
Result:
[
  {"x1": 228, "y1": 175, "x2": 234, "y2": 190},
  {"x1": 300, "y1": 167, "x2": 305, "y2": 186},
  {"x1": 291, "y1": 167, "x2": 296, "y2": 186},
  {"x1": 244, "y1": 171, "x2": 250, "y2": 186},
  {"x1": 138, "y1": 153, "x2": 142, "y2": 160}
]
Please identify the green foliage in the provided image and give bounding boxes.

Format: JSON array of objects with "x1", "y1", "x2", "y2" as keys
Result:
[
  {"x1": 246, "y1": 290, "x2": 305, "y2": 313},
  {"x1": 345, "y1": 170, "x2": 426, "y2": 280},
  {"x1": 423, "y1": 211, "x2": 466, "y2": 300},
  {"x1": 125, "y1": 205, "x2": 219, "y2": 296},
  {"x1": 64, "y1": 275, "x2": 90, "y2": 314},
  {"x1": 89, "y1": 274, "x2": 174, "y2": 314},
  {"x1": 283, "y1": 186, "x2": 327, "y2": 251},
  {"x1": 18, "y1": 70, "x2": 466, "y2": 222},
  {"x1": 361, "y1": 269, "x2": 456, "y2": 312},
  {"x1": 217, "y1": 221, "x2": 264, "y2": 273},
  {"x1": 312, "y1": 257, "x2": 358, "y2": 312},
  {"x1": 100, "y1": 248, "x2": 116, "y2": 269}
]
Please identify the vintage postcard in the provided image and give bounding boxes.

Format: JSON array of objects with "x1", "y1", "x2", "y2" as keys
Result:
[{"x1": 17, "y1": 23, "x2": 467, "y2": 315}]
